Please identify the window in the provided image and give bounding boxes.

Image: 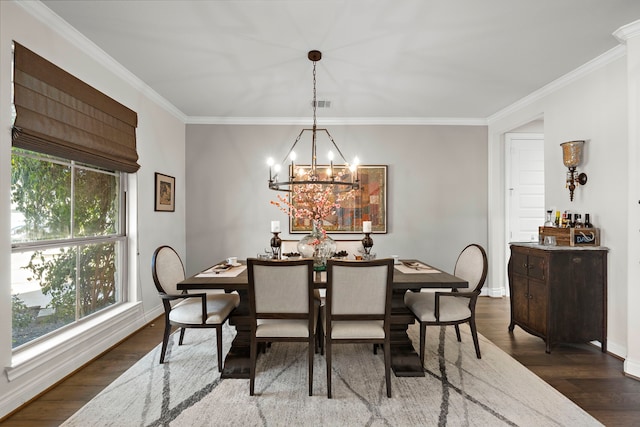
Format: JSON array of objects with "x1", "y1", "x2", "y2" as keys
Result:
[{"x1": 11, "y1": 148, "x2": 126, "y2": 348}]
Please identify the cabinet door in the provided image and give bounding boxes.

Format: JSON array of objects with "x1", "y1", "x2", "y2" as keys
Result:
[
  {"x1": 511, "y1": 274, "x2": 529, "y2": 325},
  {"x1": 527, "y1": 278, "x2": 548, "y2": 335}
]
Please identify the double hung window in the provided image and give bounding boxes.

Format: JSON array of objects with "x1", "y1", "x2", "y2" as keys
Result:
[{"x1": 11, "y1": 149, "x2": 126, "y2": 348}]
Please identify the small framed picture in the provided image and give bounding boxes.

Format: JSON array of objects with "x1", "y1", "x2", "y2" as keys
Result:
[{"x1": 155, "y1": 173, "x2": 175, "y2": 212}]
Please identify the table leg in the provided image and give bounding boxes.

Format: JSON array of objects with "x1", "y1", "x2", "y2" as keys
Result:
[
  {"x1": 389, "y1": 289, "x2": 425, "y2": 377},
  {"x1": 221, "y1": 288, "x2": 426, "y2": 378},
  {"x1": 220, "y1": 289, "x2": 251, "y2": 379}
]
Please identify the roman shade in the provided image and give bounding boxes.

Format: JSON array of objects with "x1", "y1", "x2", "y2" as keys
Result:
[{"x1": 12, "y1": 42, "x2": 140, "y2": 173}]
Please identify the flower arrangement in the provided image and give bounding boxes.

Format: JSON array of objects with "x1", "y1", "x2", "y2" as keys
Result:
[{"x1": 271, "y1": 183, "x2": 355, "y2": 239}]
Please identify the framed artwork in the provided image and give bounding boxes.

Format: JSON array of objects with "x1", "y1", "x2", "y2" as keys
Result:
[
  {"x1": 290, "y1": 165, "x2": 387, "y2": 234},
  {"x1": 154, "y1": 172, "x2": 175, "y2": 212}
]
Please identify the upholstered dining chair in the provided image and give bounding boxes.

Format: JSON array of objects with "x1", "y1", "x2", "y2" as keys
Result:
[
  {"x1": 404, "y1": 244, "x2": 488, "y2": 364},
  {"x1": 151, "y1": 245, "x2": 240, "y2": 369},
  {"x1": 247, "y1": 258, "x2": 316, "y2": 396},
  {"x1": 324, "y1": 258, "x2": 394, "y2": 398}
]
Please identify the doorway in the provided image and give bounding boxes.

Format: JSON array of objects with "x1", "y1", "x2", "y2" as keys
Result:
[{"x1": 504, "y1": 132, "x2": 545, "y2": 294}]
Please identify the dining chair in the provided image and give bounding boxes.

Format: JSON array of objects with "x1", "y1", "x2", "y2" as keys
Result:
[
  {"x1": 151, "y1": 245, "x2": 240, "y2": 370},
  {"x1": 404, "y1": 243, "x2": 488, "y2": 364},
  {"x1": 324, "y1": 258, "x2": 394, "y2": 398},
  {"x1": 247, "y1": 258, "x2": 317, "y2": 396}
]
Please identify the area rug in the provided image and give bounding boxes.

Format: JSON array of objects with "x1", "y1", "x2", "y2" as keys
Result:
[{"x1": 62, "y1": 324, "x2": 601, "y2": 426}]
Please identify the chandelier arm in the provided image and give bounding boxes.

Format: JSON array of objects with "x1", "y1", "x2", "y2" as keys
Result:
[
  {"x1": 321, "y1": 129, "x2": 350, "y2": 164},
  {"x1": 280, "y1": 129, "x2": 306, "y2": 165}
]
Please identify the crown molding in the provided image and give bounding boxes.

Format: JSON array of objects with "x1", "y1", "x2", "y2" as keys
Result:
[
  {"x1": 185, "y1": 116, "x2": 487, "y2": 126},
  {"x1": 16, "y1": 0, "x2": 188, "y2": 123},
  {"x1": 487, "y1": 44, "x2": 626, "y2": 124},
  {"x1": 613, "y1": 20, "x2": 640, "y2": 43}
]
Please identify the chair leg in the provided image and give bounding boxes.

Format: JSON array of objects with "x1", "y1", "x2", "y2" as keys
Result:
[
  {"x1": 216, "y1": 325, "x2": 224, "y2": 372},
  {"x1": 455, "y1": 324, "x2": 462, "y2": 342},
  {"x1": 373, "y1": 344, "x2": 378, "y2": 354},
  {"x1": 469, "y1": 319, "x2": 481, "y2": 359},
  {"x1": 159, "y1": 321, "x2": 172, "y2": 364},
  {"x1": 179, "y1": 327, "x2": 186, "y2": 345},
  {"x1": 249, "y1": 336, "x2": 257, "y2": 396},
  {"x1": 308, "y1": 335, "x2": 314, "y2": 396},
  {"x1": 419, "y1": 322, "x2": 426, "y2": 368},
  {"x1": 326, "y1": 338, "x2": 332, "y2": 399},
  {"x1": 315, "y1": 311, "x2": 322, "y2": 354},
  {"x1": 384, "y1": 339, "x2": 392, "y2": 398}
]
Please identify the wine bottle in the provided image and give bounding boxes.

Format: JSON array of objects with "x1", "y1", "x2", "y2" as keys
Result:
[{"x1": 584, "y1": 213, "x2": 593, "y2": 228}]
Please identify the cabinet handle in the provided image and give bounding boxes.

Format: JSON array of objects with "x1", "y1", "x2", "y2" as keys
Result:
[{"x1": 523, "y1": 263, "x2": 528, "y2": 268}]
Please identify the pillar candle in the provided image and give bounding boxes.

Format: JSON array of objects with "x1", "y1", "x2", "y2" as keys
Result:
[
  {"x1": 363, "y1": 221, "x2": 372, "y2": 233},
  {"x1": 271, "y1": 221, "x2": 281, "y2": 233}
]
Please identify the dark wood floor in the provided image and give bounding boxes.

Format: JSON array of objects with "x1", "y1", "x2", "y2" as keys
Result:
[{"x1": 3, "y1": 297, "x2": 640, "y2": 426}]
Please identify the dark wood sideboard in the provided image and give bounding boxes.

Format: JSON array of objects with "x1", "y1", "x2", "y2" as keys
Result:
[{"x1": 507, "y1": 243, "x2": 608, "y2": 353}]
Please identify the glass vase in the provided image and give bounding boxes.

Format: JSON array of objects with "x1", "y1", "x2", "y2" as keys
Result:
[{"x1": 297, "y1": 221, "x2": 336, "y2": 270}]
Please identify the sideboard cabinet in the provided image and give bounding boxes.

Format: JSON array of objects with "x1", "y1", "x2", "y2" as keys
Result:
[{"x1": 507, "y1": 243, "x2": 607, "y2": 353}]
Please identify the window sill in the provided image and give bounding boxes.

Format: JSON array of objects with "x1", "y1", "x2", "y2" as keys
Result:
[{"x1": 6, "y1": 302, "x2": 144, "y2": 382}]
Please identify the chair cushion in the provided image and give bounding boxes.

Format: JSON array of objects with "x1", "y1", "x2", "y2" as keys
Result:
[
  {"x1": 169, "y1": 293, "x2": 239, "y2": 324},
  {"x1": 404, "y1": 291, "x2": 471, "y2": 322},
  {"x1": 255, "y1": 302, "x2": 318, "y2": 338},
  {"x1": 256, "y1": 319, "x2": 311, "y2": 338},
  {"x1": 321, "y1": 309, "x2": 384, "y2": 339},
  {"x1": 327, "y1": 320, "x2": 385, "y2": 339}
]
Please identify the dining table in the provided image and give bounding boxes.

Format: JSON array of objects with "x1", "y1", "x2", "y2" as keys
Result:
[{"x1": 177, "y1": 259, "x2": 468, "y2": 378}]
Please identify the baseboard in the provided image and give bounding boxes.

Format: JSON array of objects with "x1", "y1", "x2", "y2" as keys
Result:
[
  {"x1": 0, "y1": 302, "x2": 150, "y2": 418},
  {"x1": 483, "y1": 287, "x2": 506, "y2": 298},
  {"x1": 605, "y1": 340, "x2": 626, "y2": 360},
  {"x1": 624, "y1": 356, "x2": 640, "y2": 380}
]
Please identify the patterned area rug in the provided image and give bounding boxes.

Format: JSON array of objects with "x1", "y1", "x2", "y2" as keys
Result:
[{"x1": 62, "y1": 324, "x2": 601, "y2": 426}]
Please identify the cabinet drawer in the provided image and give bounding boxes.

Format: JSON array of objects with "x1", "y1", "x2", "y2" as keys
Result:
[
  {"x1": 511, "y1": 251, "x2": 529, "y2": 276},
  {"x1": 510, "y1": 250, "x2": 546, "y2": 280},
  {"x1": 527, "y1": 254, "x2": 546, "y2": 280}
]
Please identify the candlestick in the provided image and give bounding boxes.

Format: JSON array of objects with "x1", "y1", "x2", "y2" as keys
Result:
[
  {"x1": 270, "y1": 232, "x2": 282, "y2": 260},
  {"x1": 271, "y1": 220, "x2": 280, "y2": 233},
  {"x1": 361, "y1": 232, "x2": 373, "y2": 255}
]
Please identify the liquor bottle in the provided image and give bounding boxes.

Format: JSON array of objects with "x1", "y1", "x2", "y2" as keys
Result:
[
  {"x1": 574, "y1": 213, "x2": 582, "y2": 228},
  {"x1": 567, "y1": 213, "x2": 574, "y2": 228},
  {"x1": 555, "y1": 211, "x2": 560, "y2": 227},
  {"x1": 544, "y1": 210, "x2": 554, "y2": 227},
  {"x1": 561, "y1": 211, "x2": 567, "y2": 228},
  {"x1": 584, "y1": 213, "x2": 593, "y2": 228}
]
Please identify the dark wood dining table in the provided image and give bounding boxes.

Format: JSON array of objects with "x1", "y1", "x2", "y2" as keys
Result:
[{"x1": 177, "y1": 259, "x2": 468, "y2": 378}]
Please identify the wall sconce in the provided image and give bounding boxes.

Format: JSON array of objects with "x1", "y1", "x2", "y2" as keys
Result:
[{"x1": 560, "y1": 140, "x2": 587, "y2": 201}]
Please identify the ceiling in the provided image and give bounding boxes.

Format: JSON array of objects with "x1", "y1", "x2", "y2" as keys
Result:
[{"x1": 38, "y1": 0, "x2": 640, "y2": 122}]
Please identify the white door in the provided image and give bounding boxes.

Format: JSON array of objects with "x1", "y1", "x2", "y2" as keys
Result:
[{"x1": 506, "y1": 133, "x2": 545, "y2": 243}]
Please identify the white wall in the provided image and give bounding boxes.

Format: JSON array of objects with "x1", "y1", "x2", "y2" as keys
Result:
[
  {"x1": 0, "y1": 1, "x2": 185, "y2": 417},
  {"x1": 616, "y1": 20, "x2": 640, "y2": 381},
  {"x1": 185, "y1": 124, "x2": 489, "y2": 276},
  {"x1": 488, "y1": 53, "x2": 630, "y2": 359}
]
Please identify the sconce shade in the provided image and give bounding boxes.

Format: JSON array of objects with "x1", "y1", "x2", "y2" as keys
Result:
[{"x1": 561, "y1": 140, "x2": 585, "y2": 168}]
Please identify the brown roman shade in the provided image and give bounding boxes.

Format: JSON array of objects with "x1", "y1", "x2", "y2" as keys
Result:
[{"x1": 12, "y1": 42, "x2": 140, "y2": 173}]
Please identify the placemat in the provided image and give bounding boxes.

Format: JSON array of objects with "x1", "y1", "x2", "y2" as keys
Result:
[
  {"x1": 196, "y1": 265, "x2": 247, "y2": 277},
  {"x1": 394, "y1": 261, "x2": 440, "y2": 274}
]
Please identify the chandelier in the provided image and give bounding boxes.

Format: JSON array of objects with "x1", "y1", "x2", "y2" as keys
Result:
[{"x1": 267, "y1": 50, "x2": 360, "y2": 192}]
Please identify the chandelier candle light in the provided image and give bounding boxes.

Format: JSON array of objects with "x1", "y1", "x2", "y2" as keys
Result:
[{"x1": 266, "y1": 50, "x2": 360, "y2": 193}]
